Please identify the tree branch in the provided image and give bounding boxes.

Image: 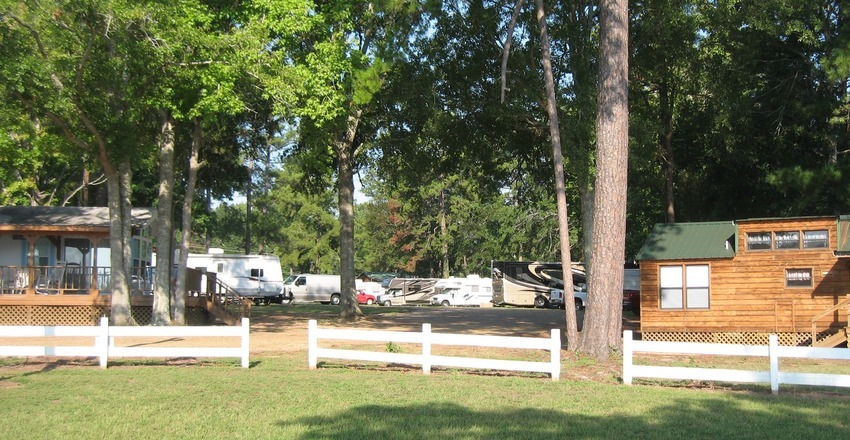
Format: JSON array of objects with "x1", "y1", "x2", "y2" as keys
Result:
[
  {"x1": 501, "y1": 0, "x2": 526, "y2": 103},
  {"x1": 61, "y1": 174, "x2": 107, "y2": 206}
]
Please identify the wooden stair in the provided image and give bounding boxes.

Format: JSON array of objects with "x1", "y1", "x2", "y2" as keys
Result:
[
  {"x1": 813, "y1": 329, "x2": 848, "y2": 348},
  {"x1": 810, "y1": 295, "x2": 850, "y2": 348},
  {"x1": 203, "y1": 279, "x2": 251, "y2": 326}
]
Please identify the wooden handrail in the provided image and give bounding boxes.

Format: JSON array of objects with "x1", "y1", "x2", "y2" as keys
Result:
[
  {"x1": 810, "y1": 294, "x2": 850, "y2": 345},
  {"x1": 203, "y1": 277, "x2": 250, "y2": 325}
]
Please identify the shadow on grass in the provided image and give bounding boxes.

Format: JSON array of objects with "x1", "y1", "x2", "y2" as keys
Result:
[{"x1": 279, "y1": 397, "x2": 849, "y2": 440}]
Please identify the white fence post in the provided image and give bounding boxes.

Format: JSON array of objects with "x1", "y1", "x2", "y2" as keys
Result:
[
  {"x1": 422, "y1": 323, "x2": 432, "y2": 375},
  {"x1": 769, "y1": 334, "x2": 779, "y2": 395},
  {"x1": 550, "y1": 328, "x2": 561, "y2": 381},
  {"x1": 308, "y1": 319, "x2": 318, "y2": 369},
  {"x1": 622, "y1": 330, "x2": 633, "y2": 385},
  {"x1": 241, "y1": 317, "x2": 250, "y2": 368},
  {"x1": 98, "y1": 316, "x2": 109, "y2": 369}
]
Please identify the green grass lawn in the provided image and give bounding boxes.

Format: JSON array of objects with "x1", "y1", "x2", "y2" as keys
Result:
[{"x1": 1, "y1": 352, "x2": 848, "y2": 440}]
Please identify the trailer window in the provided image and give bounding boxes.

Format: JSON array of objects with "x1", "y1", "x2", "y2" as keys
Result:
[
  {"x1": 802, "y1": 230, "x2": 828, "y2": 249},
  {"x1": 775, "y1": 231, "x2": 800, "y2": 249},
  {"x1": 785, "y1": 268, "x2": 812, "y2": 287},
  {"x1": 250, "y1": 268, "x2": 264, "y2": 277},
  {"x1": 659, "y1": 264, "x2": 710, "y2": 310},
  {"x1": 746, "y1": 232, "x2": 771, "y2": 250}
]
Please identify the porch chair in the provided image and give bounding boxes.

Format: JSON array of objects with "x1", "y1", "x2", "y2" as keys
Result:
[{"x1": 14, "y1": 270, "x2": 28, "y2": 294}]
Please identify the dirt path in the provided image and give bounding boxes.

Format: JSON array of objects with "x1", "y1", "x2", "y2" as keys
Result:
[{"x1": 248, "y1": 305, "x2": 639, "y2": 352}]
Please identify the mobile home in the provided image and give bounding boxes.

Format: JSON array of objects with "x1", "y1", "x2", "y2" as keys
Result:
[{"x1": 635, "y1": 216, "x2": 850, "y2": 347}]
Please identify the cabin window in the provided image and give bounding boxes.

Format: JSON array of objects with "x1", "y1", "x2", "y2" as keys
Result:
[
  {"x1": 746, "y1": 232, "x2": 772, "y2": 250},
  {"x1": 774, "y1": 231, "x2": 800, "y2": 249},
  {"x1": 659, "y1": 264, "x2": 710, "y2": 310},
  {"x1": 785, "y1": 268, "x2": 813, "y2": 288},
  {"x1": 802, "y1": 230, "x2": 828, "y2": 249}
]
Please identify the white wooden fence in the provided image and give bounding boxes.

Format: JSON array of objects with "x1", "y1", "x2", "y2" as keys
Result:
[
  {"x1": 307, "y1": 319, "x2": 561, "y2": 380},
  {"x1": 0, "y1": 317, "x2": 250, "y2": 368},
  {"x1": 623, "y1": 330, "x2": 850, "y2": 394}
]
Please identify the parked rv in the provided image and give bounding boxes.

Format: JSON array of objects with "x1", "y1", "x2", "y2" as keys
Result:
[
  {"x1": 185, "y1": 252, "x2": 284, "y2": 305},
  {"x1": 377, "y1": 278, "x2": 439, "y2": 306},
  {"x1": 491, "y1": 261, "x2": 586, "y2": 308},
  {"x1": 429, "y1": 275, "x2": 492, "y2": 306},
  {"x1": 282, "y1": 274, "x2": 342, "y2": 305}
]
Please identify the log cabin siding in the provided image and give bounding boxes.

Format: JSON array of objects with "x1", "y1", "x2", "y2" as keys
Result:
[{"x1": 639, "y1": 217, "x2": 849, "y2": 334}]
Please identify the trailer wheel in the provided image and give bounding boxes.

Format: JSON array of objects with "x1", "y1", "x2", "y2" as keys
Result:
[
  {"x1": 330, "y1": 293, "x2": 341, "y2": 305},
  {"x1": 441, "y1": 300, "x2": 450, "y2": 307},
  {"x1": 534, "y1": 296, "x2": 549, "y2": 308}
]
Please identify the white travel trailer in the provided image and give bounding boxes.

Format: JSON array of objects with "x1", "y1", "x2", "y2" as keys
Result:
[
  {"x1": 282, "y1": 274, "x2": 342, "y2": 305},
  {"x1": 185, "y1": 252, "x2": 284, "y2": 305},
  {"x1": 429, "y1": 275, "x2": 493, "y2": 306}
]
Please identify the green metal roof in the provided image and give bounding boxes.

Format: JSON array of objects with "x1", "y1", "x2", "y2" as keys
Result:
[{"x1": 635, "y1": 221, "x2": 737, "y2": 261}]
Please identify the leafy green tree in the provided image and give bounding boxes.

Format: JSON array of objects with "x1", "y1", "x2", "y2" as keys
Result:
[{"x1": 0, "y1": 0, "x2": 174, "y2": 324}]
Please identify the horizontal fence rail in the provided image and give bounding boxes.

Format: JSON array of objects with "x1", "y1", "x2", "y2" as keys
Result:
[
  {"x1": 307, "y1": 319, "x2": 561, "y2": 380},
  {"x1": 623, "y1": 330, "x2": 850, "y2": 395},
  {"x1": 0, "y1": 317, "x2": 250, "y2": 368}
]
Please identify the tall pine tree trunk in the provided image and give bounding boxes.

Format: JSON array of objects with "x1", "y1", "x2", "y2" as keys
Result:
[
  {"x1": 534, "y1": 0, "x2": 579, "y2": 351},
  {"x1": 440, "y1": 185, "x2": 449, "y2": 278},
  {"x1": 579, "y1": 0, "x2": 629, "y2": 360},
  {"x1": 660, "y1": 81, "x2": 675, "y2": 223}
]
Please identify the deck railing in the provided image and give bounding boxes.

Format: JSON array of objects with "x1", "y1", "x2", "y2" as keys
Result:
[{"x1": 0, "y1": 265, "x2": 152, "y2": 296}]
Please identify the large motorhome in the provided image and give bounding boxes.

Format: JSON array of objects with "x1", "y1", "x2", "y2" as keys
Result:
[
  {"x1": 491, "y1": 261, "x2": 586, "y2": 308},
  {"x1": 377, "y1": 278, "x2": 439, "y2": 306},
  {"x1": 185, "y1": 252, "x2": 285, "y2": 305},
  {"x1": 429, "y1": 275, "x2": 493, "y2": 306}
]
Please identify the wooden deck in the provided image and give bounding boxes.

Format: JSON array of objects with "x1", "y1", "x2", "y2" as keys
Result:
[{"x1": 0, "y1": 292, "x2": 246, "y2": 326}]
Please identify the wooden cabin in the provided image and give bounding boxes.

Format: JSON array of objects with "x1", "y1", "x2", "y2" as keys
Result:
[
  {"x1": 0, "y1": 206, "x2": 242, "y2": 325},
  {"x1": 635, "y1": 216, "x2": 850, "y2": 347}
]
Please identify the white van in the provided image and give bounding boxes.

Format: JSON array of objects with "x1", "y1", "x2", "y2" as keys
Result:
[{"x1": 282, "y1": 274, "x2": 342, "y2": 305}]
